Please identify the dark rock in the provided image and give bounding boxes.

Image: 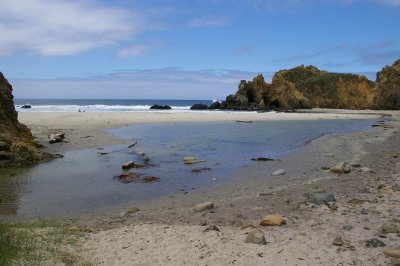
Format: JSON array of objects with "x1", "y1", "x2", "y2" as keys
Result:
[
  {"x1": 251, "y1": 157, "x2": 274, "y2": 162},
  {"x1": 114, "y1": 172, "x2": 140, "y2": 183},
  {"x1": 365, "y1": 238, "x2": 386, "y2": 248},
  {"x1": 245, "y1": 229, "x2": 266, "y2": 245},
  {"x1": 358, "y1": 187, "x2": 371, "y2": 194},
  {"x1": 360, "y1": 208, "x2": 369, "y2": 215},
  {"x1": 190, "y1": 103, "x2": 209, "y2": 110},
  {"x1": 0, "y1": 72, "x2": 52, "y2": 167},
  {"x1": 342, "y1": 225, "x2": 353, "y2": 231},
  {"x1": 307, "y1": 191, "x2": 336, "y2": 205},
  {"x1": 150, "y1": 104, "x2": 172, "y2": 110},
  {"x1": 20, "y1": 104, "x2": 31, "y2": 109},
  {"x1": 209, "y1": 101, "x2": 221, "y2": 109}
]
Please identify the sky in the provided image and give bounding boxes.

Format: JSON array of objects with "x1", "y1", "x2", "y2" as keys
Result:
[{"x1": 0, "y1": 0, "x2": 399, "y2": 100}]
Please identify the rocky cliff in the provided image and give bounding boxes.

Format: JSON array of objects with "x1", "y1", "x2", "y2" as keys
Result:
[
  {"x1": 374, "y1": 59, "x2": 400, "y2": 110},
  {"x1": 221, "y1": 65, "x2": 376, "y2": 111},
  {"x1": 0, "y1": 72, "x2": 51, "y2": 167}
]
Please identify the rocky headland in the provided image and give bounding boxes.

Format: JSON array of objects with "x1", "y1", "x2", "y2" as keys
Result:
[
  {"x1": 0, "y1": 72, "x2": 52, "y2": 167},
  {"x1": 196, "y1": 59, "x2": 400, "y2": 111}
]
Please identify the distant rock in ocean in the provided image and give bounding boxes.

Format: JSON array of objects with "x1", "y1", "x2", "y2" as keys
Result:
[
  {"x1": 214, "y1": 58, "x2": 400, "y2": 111},
  {"x1": 150, "y1": 104, "x2": 172, "y2": 110},
  {"x1": 0, "y1": 72, "x2": 53, "y2": 167}
]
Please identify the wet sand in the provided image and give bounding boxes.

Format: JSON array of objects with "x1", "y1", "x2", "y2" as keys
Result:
[{"x1": 17, "y1": 110, "x2": 400, "y2": 265}]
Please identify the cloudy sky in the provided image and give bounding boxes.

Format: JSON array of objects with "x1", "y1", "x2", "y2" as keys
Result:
[{"x1": 0, "y1": 0, "x2": 399, "y2": 99}]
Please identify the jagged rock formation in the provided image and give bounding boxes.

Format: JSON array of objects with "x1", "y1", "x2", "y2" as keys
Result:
[
  {"x1": 374, "y1": 59, "x2": 400, "y2": 110},
  {"x1": 221, "y1": 65, "x2": 376, "y2": 111},
  {"x1": 0, "y1": 72, "x2": 52, "y2": 167}
]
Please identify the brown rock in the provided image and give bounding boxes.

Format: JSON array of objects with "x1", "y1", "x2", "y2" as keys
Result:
[
  {"x1": 260, "y1": 214, "x2": 286, "y2": 226},
  {"x1": 0, "y1": 72, "x2": 53, "y2": 167},
  {"x1": 384, "y1": 248, "x2": 400, "y2": 259}
]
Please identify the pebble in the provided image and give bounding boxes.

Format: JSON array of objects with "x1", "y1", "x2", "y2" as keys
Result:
[
  {"x1": 393, "y1": 181, "x2": 400, "y2": 192},
  {"x1": 358, "y1": 187, "x2": 371, "y2": 194},
  {"x1": 307, "y1": 191, "x2": 336, "y2": 205},
  {"x1": 342, "y1": 225, "x2": 353, "y2": 231},
  {"x1": 193, "y1": 202, "x2": 214, "y2": 212},
  {"x1": 365, "y1": 238, "x2": 386, "y2": 248},
  {"x1": 245, "y1": 229, "x2": 266, "y2": 245},
  {"x1": 122, "y1": 160, "x2": 135, "y2": 169},
  {"x1": 360, "y1": 208, "x2": 369, "y2": 214},
  {"x1": 260, "y1": 214, "x2": 286, "y2": 226},
  {"x1": 272, "y1": 169, "x2": 286, "y2": 176},
  {"x1": 360, "y1": 167, "x2": 372, "y2": 173},
  {"x1": 203, "y1": 225, "x2": 220, "y2": 232},
  {"x1": 199, "y1": 220, "x2": 208, "y2": 226},
  {"x1": 329, "y1": 162, "x2": 346, "y2": 174},
  {"x1": 384, "y1": 248, "x2": 400, "y2": 259},
  {"x1": 127, "y1": 207, "x2": 140, "y2": 213},
  {"x1": 382, "y1": 223, "x2": 399, "y2": 234}
]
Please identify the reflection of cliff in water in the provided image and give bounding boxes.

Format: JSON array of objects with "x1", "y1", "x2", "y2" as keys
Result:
[{"x1": 0, "y1": 167, "x2": 31, "y2": 217}]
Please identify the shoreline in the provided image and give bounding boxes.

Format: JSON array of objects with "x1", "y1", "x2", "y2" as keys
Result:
[{"x1": 12, "y1": 110, "x2": 400, "y2": 265}]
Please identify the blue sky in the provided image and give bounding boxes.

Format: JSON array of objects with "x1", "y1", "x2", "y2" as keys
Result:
[{"x1": 0, "y1": 0, "x2": 399, "y2": 99}]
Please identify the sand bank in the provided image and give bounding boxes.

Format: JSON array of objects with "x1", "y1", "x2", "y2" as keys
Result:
[{"x1": 17, "y1": 110, "x2": 400, "y2": 265}]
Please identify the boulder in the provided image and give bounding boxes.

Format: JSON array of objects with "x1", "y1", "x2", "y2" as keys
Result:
[
  {"x1": 21, "y1": 104, "x2": 31, "y2": 109},
  {"x1": 190, "y1": 103, "x2": 209, "y2": 110},
  {"x1": 209, "y1": 101, "x2": 221, "y2": 109},
  {"x1": 150, "y1": 104, "x2": 172, "y2": 110},
  {"x1": 0, "y1": 72, "x2": 52, "y2": 166},
  {"x1": 48, "y1": 133, "x2": 65, "y2": 144}
]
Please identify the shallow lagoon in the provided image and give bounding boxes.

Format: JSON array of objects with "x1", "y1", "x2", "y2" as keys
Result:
[{"x1": 0, "y1": 119, "x2": 373, "y2": 218}]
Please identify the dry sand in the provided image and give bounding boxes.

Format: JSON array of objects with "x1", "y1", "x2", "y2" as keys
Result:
[{"x1": 18, "y1": 110, "x2": 400, "y2": 265}]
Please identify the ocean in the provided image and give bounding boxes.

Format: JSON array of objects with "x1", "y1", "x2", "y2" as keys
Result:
[{"x1": 14, "y1": 99, "x2": 215, "y2": 112}]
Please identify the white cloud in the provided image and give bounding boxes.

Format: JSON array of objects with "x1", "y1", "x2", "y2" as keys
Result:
[
  {"x1": 118, "y1": 45, "x2": 150, "y2": 58},
  {"x1": 187, "y1": 18, "x2": 229, "y2": 28},
  {"x1": 0, "y1": 0, "x2": 146, "y2": 56},
  {"x1": 380, "y1": 0, "x2": 400, "y2": 6},
  {"x1": 11, "y1": 68, "x2": 265, "y2": 99}
]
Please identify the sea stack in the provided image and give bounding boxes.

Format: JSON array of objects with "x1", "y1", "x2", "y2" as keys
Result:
[{"x1": 0, "y1": 72, "x2": 52, "y2": 167}]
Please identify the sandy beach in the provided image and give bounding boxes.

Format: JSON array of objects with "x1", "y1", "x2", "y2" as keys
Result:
[{"x1": 16, "y1": 110, "x2": 400, "y2": 265}]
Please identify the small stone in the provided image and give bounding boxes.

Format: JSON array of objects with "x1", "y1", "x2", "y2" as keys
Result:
[
  {"x1": 342, "y1": 225, "x2": 353, "y2": 231},
  {"x1": 307, "y1": 191, "x2": 336, "y2": 205},
  {"x1": 360, "y1": 208, "x2": 369, "y2": 215},
  {"x1": 393, "y1": 181, "x2": 400, "y2": 192},
  {"x1": 382, "y1": 223, "x2": 399, "y2": 234},
  {"x1": 366, "y1": 238, "x2": 386, "y2": 248},
  {"x1": 384, "y1": 248, "x2": 400, "y2": 259},
  {"x1": 199, "y1": 220, "x2": 208, "y2": 226},
  {"x1": 127, "y1": 207, "x2": 140, "y2": 213},
  {"x1": 193, "y1": 202, "x2": 214, "y2": 212},
  {"x1": 325, "y1": 153, "x2": 335, "y2": 157},
  {"x1": 395, "y1": 162, "x2": 400, "y2": 174},
  {"x1": 350, "y1": 160, "x2": 361, "y2": 167},
  {"x1": 347, "y1": 198, "x2": 365, "y2": 205},
  {"x1": 183, "y1": 156, "x2": 206, "y2": 165},
  {"x1": 203, "y1": 225, "x2": 220, "y2": 232},
  {"x1": 66, "y1": 226, "x2": 80, "y2": 232},
  {"x1": 122, "y1": 160, "x2": 135, "y2": 169},
  {"x1": 119, "y1": 211, "x2": 128, "y2": 218},
  {"x1": 360, "y1": 167, "x2": 372, "y2": 173},
  {"x1": 245, "y1": 229, "x2": 266, "y2": 245},
  {"x1": 260, "y1": 214, "x2": 286, "y2": 226},
  {"x1": 358, "y1": 187, "x2": 371, "y2": 194},
  {"x1": 333, "y1": 236, "x2": 344, "y2": 246},
  {"x1": 330, "y1": 162, "x2": 345, "y2": 174},
  {"x1": 343, "y1": 164, "x2": 352, "y2": 174},
  {"x1": 272, "y1": 169, "x2": 286, "y2": 176}
]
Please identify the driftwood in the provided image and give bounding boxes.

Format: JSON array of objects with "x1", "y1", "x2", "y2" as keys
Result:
[{"x1": 49, "y1": 133, "x2": 65, "y2": 144}]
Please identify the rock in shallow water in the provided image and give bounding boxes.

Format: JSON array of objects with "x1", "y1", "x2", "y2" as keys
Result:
[{"x1": 245, "y1": 229, "x2": 266, "y2": 245}]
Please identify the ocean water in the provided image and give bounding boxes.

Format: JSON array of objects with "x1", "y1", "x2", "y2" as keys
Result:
[
  {"x1": 14, "y1": 99, "x2": 215, "y2": 112},
  {"x1": 0, "y1": 119, "x2": 374, "y2": 218}
]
